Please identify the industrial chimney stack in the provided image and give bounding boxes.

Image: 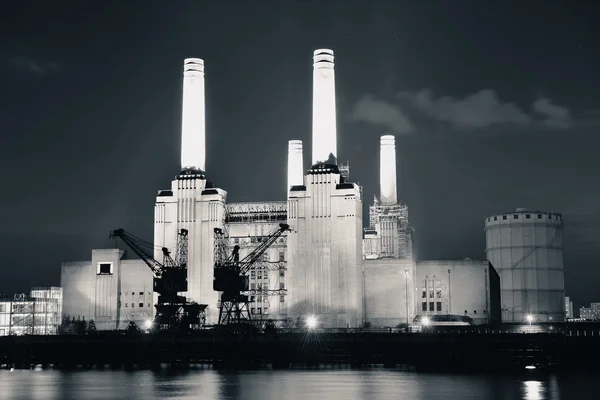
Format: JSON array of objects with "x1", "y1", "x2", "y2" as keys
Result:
[
  {"x1": 287, "y1": 140, "x2": 303, "y2": 192},
  {"x1": 312, "y1": 49, "x2": 337, "y2": 166},
  {"x1": 180, "y1": 58, "x2": 206, "y2": 173},
  {"x1": 380, "y1": 135, "x2": 397, "y2": 205}
]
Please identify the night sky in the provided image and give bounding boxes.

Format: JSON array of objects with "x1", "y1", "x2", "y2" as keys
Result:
[{"x1": 1, "y1": 1, "x2": 598, "y2": 311}]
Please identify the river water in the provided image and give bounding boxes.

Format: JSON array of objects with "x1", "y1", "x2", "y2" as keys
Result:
[{"x1": 0, "y1": 368, "x2": 593, "y2": 399}]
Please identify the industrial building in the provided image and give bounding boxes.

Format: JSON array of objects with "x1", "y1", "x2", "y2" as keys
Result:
[
  {"x1": 59, "y1": 49, "x2": 562, "y2": 329},
  {"x1": 0, "y1": 287, "x2": 62, "y2": 336},
  {"x1": 61, "y1": 249, "x2": 153, "y2": 331},
  {"x1": 485, "y1": 209, "x2": 566, "y2": 322},
  {"x1": 565, "y1": 296, "x2": 574, "y2": 319},
  {"x1": 580, "y1": 303, "x2": 600, "y2": 321}
]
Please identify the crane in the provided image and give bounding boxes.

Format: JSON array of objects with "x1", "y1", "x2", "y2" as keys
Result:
[
  {"x1": 213, "y1": 223, "x2": 290, "y2": 325},
  {"x1": 109, "y1": 228, "x2": 207, "y2": 332}
]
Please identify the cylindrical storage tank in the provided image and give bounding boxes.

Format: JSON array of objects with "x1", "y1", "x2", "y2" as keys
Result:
[{"x1": 485, "y1": 209, "x2": 565, "y2": 323}]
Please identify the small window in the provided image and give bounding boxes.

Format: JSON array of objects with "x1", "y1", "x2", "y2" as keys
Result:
[
  {"x1": 280, "y1": 295, "x2": 285, "y2": 303},
  {"x1": 487, "y1": 218, "x2": 490, "y2": 222},
  {"x1": 97, "y1": 263, "x2": 113, "y2": 275},
  {"x1": 429, "y1": 291, "x2": 434, "y2": 298},
  {"x1": 279, "y1": 282, "x2": 285, "y2": 289},
  {"x1": 494, "y1": 216, "x2": 497, "y2": 221},
  {"x1": 132, "y1": 292, "x2": 135, "y2": 295},
  {"x1": 257, "y1": 308, "x2": 262, "y2": 314},
  {"x1": 250, "y1": 296, "x2": 255, "y2": 302},
  {"x1": 139, "y1": 303, "x2": 144, "y2": 308},
  {"x1": 263, "y1": 271, "x2": 268, "y2": 278},
  {"x1": 131, "y1": 303, "x2": 134, "y2": 307},
  {"x1": 526, "y1": 214, "x2": 530, "y2": 219},
  {"x1": 436, "y1": 290, "x2": 442, "y2": 298},
  {"x1": 422, "y1": 302, "x2": 427, "y2": 311},
  {"x1": 250, "y1": 271, "x2": 255, "y2": 278},
  {"x1": 422, "y1": 291, "x2": 426, "y2": 299},
  {"x1": 250, "y1": 283, "x2": 255, "y2": 290},
  {"x1": 549, "y1": 215, "x2": 552, "y2": 220},
  {"x1": 514, "y1": 215, "x2": 518, "y2": 219},
  {"x1": 279, "y1": 252, "x2": 285, "y2": 262},
  {"x1": 139, "y1": 292, "x2": 144, "y2": 295},
  {"x1": 147, "y1": 303, "x2": 151, "y2": 308},
  {"x1": 429, "y1": 302, "x2": 434, "y2": 311},
  {"x1": 125, "y1": 303, "x2": 128, "y2": 307},
  {"x1": 118, "y1": 301, "x2": 122, "y2": 308},
  {"x1": 473, "y1": 310, "x2": 477, "y2": 314},
  {"x1": 537, "y1": 214, "x2": 542, "y2": 219},
  {"x1": 502, "y1": 215, "x2": 507, "y2": 220},
  {"x1": 279, "y1": 270, "x2": 285, "y2": 277},
  {"x1": 148, "y1": 292, "x2": 152, "y2": 295},
  {"x1": 436, "y1": 302, "x2": 442, "y2": 311}
]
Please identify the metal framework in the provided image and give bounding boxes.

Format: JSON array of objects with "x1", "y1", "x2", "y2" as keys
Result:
[
  {"x1": 368, "y1": 196, "x2": 414, "y2": 260},
  {"x1": 213, "y1": 223, "x2": 290, "y2": 325},
  {"x1": 0, "y1": 289, "x2": 62, "y2": 336},
  {"x1": 225, "y1": 202, "x2": 287, "y2": 224}
]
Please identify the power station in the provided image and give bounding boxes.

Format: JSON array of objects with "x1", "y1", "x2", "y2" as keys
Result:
[{"x1": 57, "y1": 49, "x2": 566, "y2": 330}]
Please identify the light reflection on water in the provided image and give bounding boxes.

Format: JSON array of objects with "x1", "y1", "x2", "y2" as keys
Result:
[{"x1": 0, "y1": 368, "x2": 591, "y2": 400}]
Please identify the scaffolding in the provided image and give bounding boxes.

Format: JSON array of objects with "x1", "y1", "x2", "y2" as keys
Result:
[
  {"x1": 367, "y1": 196, "x2": 414, "y2": 260},
  {"x1": 225, "y1": 202, "x2": 287, "y2": 224},
  {"x1": 0, "y1": 287, "x2": 62, "y2": 336}
]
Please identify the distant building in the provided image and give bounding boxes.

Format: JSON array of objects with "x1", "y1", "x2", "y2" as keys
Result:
[
  {"x1": 580, "y1": 303, "x2": 600, "y2": 321},
  {"x1": 565, "y1": 296, "x2": 574, "y2": 319},
  {"x1": 0, "y1": 287, "x2": 62, "y2": 336}
]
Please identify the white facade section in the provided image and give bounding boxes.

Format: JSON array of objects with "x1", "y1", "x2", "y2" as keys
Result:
[
  {"x1": 363, "y1": 259, "x2": 416, "y2": 327},
  {"x1": 287, "y1": 140, "x2": 303, "y2": 192},
  {"x1": 60, "y1": 249, "x2": 154, "y2": 331},
  {"x1": 379, "y1": 135, "x2": 397, "y2": 205},
  {"x1": 485, "y1": 209, "x2": 566, "y2": 323},
  {"x1": 312, "y1": 49, "x2": 337, "y2": 165},
  {"x1": 0, "y1": 287, "x2": 63, "y2": 336},
  {"x1": 154, "y1": 176, "x2": 226, "y2": 324},
  {"x1": 287, "y1": 166, "x2": 363, "y2": 327},
  {"x1": 181, "y1": 58, "x2": 206, "y2": 172}
]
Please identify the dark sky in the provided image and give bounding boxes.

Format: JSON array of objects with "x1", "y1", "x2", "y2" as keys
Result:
[{"x1": 1, "y1": 1, "x2": 598, "y2": 310}]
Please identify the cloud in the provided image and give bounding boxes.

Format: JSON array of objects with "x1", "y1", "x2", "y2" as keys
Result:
[
  {"x1": 350, "y1": 94, "x2": 414, "y2": 134},
  {"x1": 351, "y1": 88, "x2": 574, "y2": 133},
  {"x1": 0, "y1": 51, "x2": 62, "y2": 76},
  {"x1": 400, "y1": 89, "x2": 531, "y2": 129},
  {"x1": 532, "y1": 97, "x2": 571, "y2": 128}
]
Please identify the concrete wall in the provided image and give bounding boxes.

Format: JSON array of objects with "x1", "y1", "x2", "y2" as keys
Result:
[
  {"x1": 61, "y1": 249, "x2": 153, "y2": 331},
  {"x1": 287, "y1": 167, "x2": 364, "y2": 328},
  {"x1": 416, "y1": 259, "x2": 501, "y2": 325},
  {"x1": 363, "y1": 258, "x2": 416, "y2": 327},
  {"x1": 155, "y1": 175, "x2": 226, "y2": 324}
]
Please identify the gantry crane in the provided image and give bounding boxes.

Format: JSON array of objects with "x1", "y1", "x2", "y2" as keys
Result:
[
  {"x1": 109, "y1": 228, "x2": 207, "y2": 332},
  {"x1": 213, "y1": 223, "x2": 290, "y2": 325}
]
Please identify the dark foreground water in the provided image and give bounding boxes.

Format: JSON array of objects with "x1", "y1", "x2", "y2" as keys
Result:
[{"x1": 0, "y1": 368, "x2": 595, "y2": 399}]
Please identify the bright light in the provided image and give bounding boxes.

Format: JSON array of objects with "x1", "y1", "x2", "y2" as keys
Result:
[
  {"x1": 525, "y1": 365, "x2": 536, "y2": 370},
  {"x1": 526, "y1": 314, "x2": 533, "y2": 323},
  {"x1": 144, "y1": 319, "x2": 153, "y2": 329},
  {"x1": 422, "y1": 316, "x2": 430, "y2": 326},
  {"x1": 306, "y1": 315, "x2": 318, "y2": 330}
]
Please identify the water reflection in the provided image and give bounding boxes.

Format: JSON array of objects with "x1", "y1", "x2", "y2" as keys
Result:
[{"x1": 0, "y1": 368, "x2": 592, "y2": 400}]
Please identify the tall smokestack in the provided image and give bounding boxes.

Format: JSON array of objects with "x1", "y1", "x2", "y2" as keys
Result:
[
  {"x1": 312, "y1": 49, "x2": 337, "y2": 165},
  {"x1": 180, "y1": 58, "x2": 206, "y2": 172},
  {"x1": 380, "y1": 135, "x2": 397, "y2": 205},
  {"x1": 288, "y1": 140, "x2": 303, "y2": 191}
]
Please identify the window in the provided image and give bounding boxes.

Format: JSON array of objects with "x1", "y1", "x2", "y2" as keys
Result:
[
  {"x1": 280, "y1": 295, "x2": 285, "y2": 303},
  {"x1": 549, "y1": 215, "x2": 552, "y2": 220},
  {"x1": 250, "y1": 283, "x2": 255, "y2": 290},
  {"x1": 526, "y1": 214, "x2": 531, "y2": 219},
  {"x1": 493, "y1": 216, "x2": 497, "y2": 221},
  {"x1": 131, "y1": 303, "x2": 134, "y2": 307},
  {"x1": 422, "y1": 302, "x2": 427, "y2": 311},
  {"x1": 97, "y1": 263, "x2": 113, "y2": 275},
  {"x1": 514, "y1": 215, "x2": 518, "y2": 219},
  {"x1": 436, "y1": 302, "x2": 442, "y2": 311},
  {"x1": 429, "y1": 291, "x2": 434, "y2": 298},
  {"x1": 429, "y1": 302, "x2": 434, "y2": 311},
  {"x1": 436, "y1": 290, "x2": 442, "y2": 298},
  {"x1": 148, "y1": 303, "x2": 151, "y2": 308},
  {"x1": 257, "y1": 308, "x2": 262, "y2": 314},
  {"x1": 263, "y1": 271, "x2": 268, "y2": 278},
  {"x1": 118, "y1": 302, "x2": 122, "y2": 308},
  {"x1": 139, "y1": 292, "x2": 144, "y2": 295},
  {"x1": 125, "y1": 303, "x2": 128, "y2": 307},
  {"x1": 538, "y1": 214, "x2": 542, "y2": 219},
  {"x1": 502, "y1": 215, "x2": 507, "y2": 220},
  {"x1": 250, "y1": 271, "x2": 255, "y2": 278},
  {"x1": 279, "y1": 252, "x2": 285, "y2": 262},
  {"x1": 279, "y1": 270, "x2": 285, "y2": 277},
  {"x1": 132, "y1": 292, "x2": 135, "y2": 295},
  {"x1": 279, "y1": 282, "x2": 285, "y2": 289},
  {"x1": 139, "y1": 303, "x2": 144, "y2": 308},
  {"x1": 422, "y1": 291, "x2": 426, "y2": 299}
]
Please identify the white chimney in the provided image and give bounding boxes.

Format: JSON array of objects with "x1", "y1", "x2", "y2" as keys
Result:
[
  {"x1": 180, "y1": 58, "x2": 206, "y2": 172},
  {"x1": 312, "y1": 49, "x2": 337, "y2": 165},
  {"x1": 380, "y1": 135, "x2": 397, "y2": 205},
  {"x1": 288, "y1": 140, "x2": 303, "y2": 192}
]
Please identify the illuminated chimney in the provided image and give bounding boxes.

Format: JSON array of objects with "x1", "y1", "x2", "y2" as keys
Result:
[
  {"x1": 380, "y1": 135, "x2": 397, "y2": 205},
  {"x1": 180, "y1": 58, "x2": 206, "y2": 172},
  {"x1": 312, "y1": 49, "x2": 337, "y2": 165},
  {"x1": 288, "y1": 140, "x2": 303, "y2": 192}
]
